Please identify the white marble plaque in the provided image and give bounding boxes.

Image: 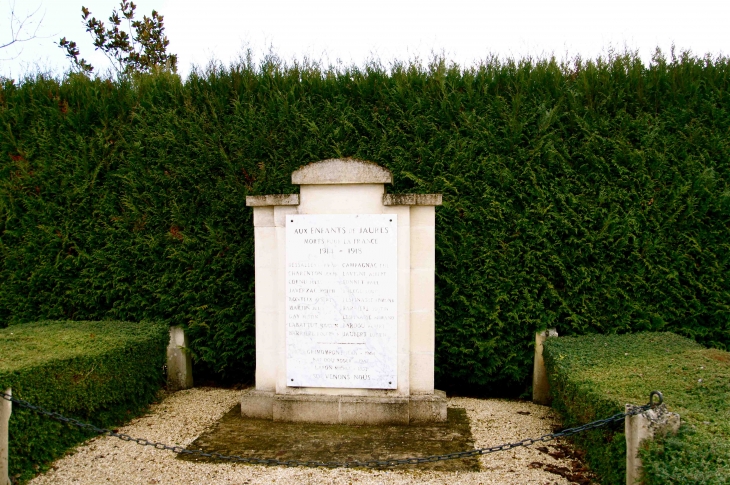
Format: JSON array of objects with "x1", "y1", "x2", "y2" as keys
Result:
[{"x1": 286, "y1": 214, "x2": 397, "y2": 389}]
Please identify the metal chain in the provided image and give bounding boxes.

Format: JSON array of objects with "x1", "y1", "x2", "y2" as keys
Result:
[{"x1": 0, "y1": 390, "x2": 662, "y2": 469}]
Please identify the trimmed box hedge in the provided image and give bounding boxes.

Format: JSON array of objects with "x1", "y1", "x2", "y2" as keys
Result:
[
  {"x1": 543, "y1": 332, "x2": 730, "y2": 485},
  {"x1": 0, "y1": 320, "x2": 168, "y2": 483}
]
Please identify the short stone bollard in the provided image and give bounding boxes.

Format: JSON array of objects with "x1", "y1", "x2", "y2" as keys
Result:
[
  {"x1": 167, "y1": 326, "x2": 193, "y2": 391},
  {"x1": 625, "y1": 397, "x2": 680, "y2": 485},
  {"x1": 1, "y1": 388, "x2": 10, "y2": 485},
  {"x1": 532, "y1": 328, "x2": 558, "y2": 405}
]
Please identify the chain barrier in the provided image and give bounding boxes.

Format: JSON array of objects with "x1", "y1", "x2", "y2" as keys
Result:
[{"x1": 0, "y1": 390, "x2": 663, "y2": 469}]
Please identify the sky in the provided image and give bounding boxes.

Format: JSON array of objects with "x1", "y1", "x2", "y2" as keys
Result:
[{"x1": 1, "y1": 0, "x2": 729, "y2": 78}]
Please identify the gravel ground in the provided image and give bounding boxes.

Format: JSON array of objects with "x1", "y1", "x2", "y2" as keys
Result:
[{"x1": 30, "y1": 388, "x2": 592, "y2": 485}]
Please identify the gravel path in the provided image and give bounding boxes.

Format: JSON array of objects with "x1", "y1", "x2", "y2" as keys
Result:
[{"x1": 30, "y1": 388, "x2": 593, "y2": 485}]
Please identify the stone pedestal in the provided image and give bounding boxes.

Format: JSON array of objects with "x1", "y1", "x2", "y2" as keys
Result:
[{"x1": 243, "y1": 158, "x2": 445, "y2": 424}]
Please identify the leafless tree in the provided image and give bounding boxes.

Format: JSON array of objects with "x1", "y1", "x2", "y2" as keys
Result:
[{"x1": 1, "y1": 1, "x2": 46, "y2": 60}]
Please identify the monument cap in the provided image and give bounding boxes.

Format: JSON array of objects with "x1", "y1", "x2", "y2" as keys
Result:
[{"x1": 292, "y1": 158, "x2": 392, "y2": 185}]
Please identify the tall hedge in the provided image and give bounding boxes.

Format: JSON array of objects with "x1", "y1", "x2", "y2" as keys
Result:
[{"x1": 1, "y1": 51, "x2": 729, "y2": 391}]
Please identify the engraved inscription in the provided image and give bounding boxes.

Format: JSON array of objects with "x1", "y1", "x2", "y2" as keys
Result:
[{"x1": 286, "y1": 214, "x2": 397, "y2": 389}]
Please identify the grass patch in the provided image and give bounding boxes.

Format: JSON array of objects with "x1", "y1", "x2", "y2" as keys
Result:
[
  {"x1": 543, "y1": 332, "x2": 730, "y2": 485},
  {"x1": 0, "y1": 320, "x2": 168, "y2": 483}
]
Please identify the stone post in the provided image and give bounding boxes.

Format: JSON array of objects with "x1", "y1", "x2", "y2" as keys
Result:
[
  {"x1": 625, "y1": 402, "x2": 680, "y2": 485},
  {"x1": 167, "y1": 326, "x2": 193, "y2": 391},
  {"x1": 1, "y1": 388, "x2": 11, "y2": 485},
  {"x1": 532, "y1": 328, "x2": 557, "y2": 405}
]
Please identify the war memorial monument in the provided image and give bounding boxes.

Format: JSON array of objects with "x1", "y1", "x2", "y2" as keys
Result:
[{"x1": 241, "y1": 158, "x2": 445, "y2": 424}]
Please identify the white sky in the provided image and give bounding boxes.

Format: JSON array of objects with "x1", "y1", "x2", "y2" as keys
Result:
[{"x1": 1, "y1": 0, "x2": 729, "y2": 78}]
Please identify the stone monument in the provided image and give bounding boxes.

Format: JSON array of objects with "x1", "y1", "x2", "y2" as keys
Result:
[{"x1": 241, "y1": 158, "x2": 445, "y2": 424}]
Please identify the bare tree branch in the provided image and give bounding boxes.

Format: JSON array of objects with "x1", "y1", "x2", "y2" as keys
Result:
[{"x1": 1, "y1": 1, "x2": 47, "y2": 60}]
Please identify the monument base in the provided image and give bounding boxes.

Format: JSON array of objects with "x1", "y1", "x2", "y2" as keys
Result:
[{"x1": 241, "y1": 389, "x2": 447, "y2": 425}]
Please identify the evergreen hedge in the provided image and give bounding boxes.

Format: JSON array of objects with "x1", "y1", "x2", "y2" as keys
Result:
[
  {"x1": 1, "y1": 51, "x2": 728, "y2": 390},
  {"x1": 543, "y1": 332, "x2": 730, "y2": 485},
  {"x1": 0, "y1": 320, "x2": 168, "y2": 483}
]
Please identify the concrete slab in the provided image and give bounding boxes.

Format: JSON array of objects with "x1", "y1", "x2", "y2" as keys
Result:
[
  {"x1": 179, "y1": 407, "x2": 479, "y2": 472},
  {"x1": 273, "y1": 394, "x2": 341, "y2": 424},
  {"x1": 410, "y1": 391, "x2": 448, "y2": 423},
  {"x1": 240, "y1": 390, "x2": 274, "y2": 420}
]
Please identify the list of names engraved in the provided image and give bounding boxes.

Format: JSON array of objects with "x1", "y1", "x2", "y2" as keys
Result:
[{"x1": 285, "y1": 214, "x2": 397, "y2": 389}]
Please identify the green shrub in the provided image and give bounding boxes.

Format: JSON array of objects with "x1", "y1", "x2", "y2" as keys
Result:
[
  {"x1": 0, "y1": 320, "x2": 168, "y2": 483},
  {"x1": 543, "y1": 332, "x2": 730, "y2": 484},
  {"x1": 1, "y1": 50, "x2": 729, "y2": 390}
]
